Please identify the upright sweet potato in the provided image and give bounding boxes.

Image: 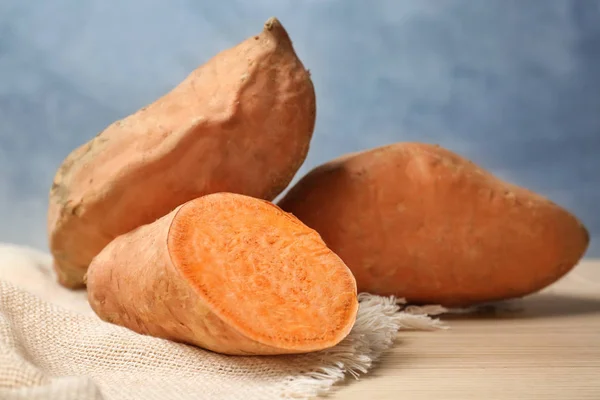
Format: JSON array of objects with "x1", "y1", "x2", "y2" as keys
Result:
[
  {"x1": 86, "y1": 193, "x2": 358, "y2": 356},
  {"x1": 48, "y1": 17, "x2": 316, "y2": 288},
  {"x1": 278, "y1": 142, "x2": 590, "y2": 307}
]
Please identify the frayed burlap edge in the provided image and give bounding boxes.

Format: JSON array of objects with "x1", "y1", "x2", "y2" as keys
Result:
[{"x1": 276, "y1": 293, "x2": 448, "y2": 399}]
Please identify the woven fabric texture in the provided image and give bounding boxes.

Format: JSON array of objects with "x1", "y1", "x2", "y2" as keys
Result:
[{"x1": 0, "y1": 243, "x2": 444, "y2": 400}]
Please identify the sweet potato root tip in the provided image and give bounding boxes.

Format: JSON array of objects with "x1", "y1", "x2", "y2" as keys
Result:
[
  {"x1": 87, "y1": 193, "x2": 358, "y2": 355},
  {"x1": 262, "y1": 17, "x2": 292, "y2": 45},
  {"x1": 264, "y1": 17, "x2": 281, "y2": 32}
]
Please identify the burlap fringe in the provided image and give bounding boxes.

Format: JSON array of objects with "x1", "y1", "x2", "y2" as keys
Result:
[{"x1": 280, "y1": 293, "x2": 448, "y2": 399}]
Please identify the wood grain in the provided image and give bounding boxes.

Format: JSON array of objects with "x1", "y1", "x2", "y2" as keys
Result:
[{"x1": 324, "y1": 260, "x2": 600, "y2": 400}]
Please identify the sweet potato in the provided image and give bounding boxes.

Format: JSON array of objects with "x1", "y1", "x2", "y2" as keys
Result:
[
  {"x1": 48, "y1": 17, "x2": 316, "y2": 289},
  {"x1": 86, "y1": 193, "x2": 358, "y2": 355},
  {"x1": 278, "y1": 142, "x2": 590, "y2": 307}
]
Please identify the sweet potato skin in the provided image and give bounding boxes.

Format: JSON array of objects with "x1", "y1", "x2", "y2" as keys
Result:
[
  {"x1": 85, "y1": 205, "x2": 283, "y2": 355},
  {"x1": 86, "y1": 193, "x2": 358, "y2": 355},
  {"x1": 48, "y1": 18, "x2": 316, "y2": 288},
  {"x1": 278, "y1": 142, "x2": 590, "y2": 306}
]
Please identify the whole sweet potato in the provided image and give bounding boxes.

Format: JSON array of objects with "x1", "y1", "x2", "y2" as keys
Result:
[
  {"x1": 278, "y1": 142, "x2": 590, "y2": 306},
  {"x1": 48, "y1": 17, "x2": 316, "y2": 288},
  {"x1": 86, "y1": 193, "x2": 358, "y2": 355}
]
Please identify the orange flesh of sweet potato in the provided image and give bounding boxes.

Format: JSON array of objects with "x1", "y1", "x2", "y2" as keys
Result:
[
  {"x1": 48, "y1": 17, "x2": 316, "y2": 289},
  {"x1": 278, "y1": 142, "x2": 590, "y2": 307},
  {"x1": 86, "y1": 193, "x2": 358, "y2": 355}
]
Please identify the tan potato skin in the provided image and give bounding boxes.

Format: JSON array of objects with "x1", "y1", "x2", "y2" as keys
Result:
[
  {"x1": 278, "y1": 142, "x2": 590, "y2": 307},
  {"x1": 48, "y1": 18, "x2": 316, "y2": 288},
  {"x1": 86, "y1": 193, "x2": 358, "y2": 356}
]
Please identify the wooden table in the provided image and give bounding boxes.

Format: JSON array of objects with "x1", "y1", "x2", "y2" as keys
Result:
[{"x1": 325, "y1": 260, "x2": 600, "y2": 400}]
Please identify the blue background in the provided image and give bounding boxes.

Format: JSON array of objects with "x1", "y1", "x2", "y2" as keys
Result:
[{"x1": 0, "y1": 0, "x2": 598, "y2": 257}]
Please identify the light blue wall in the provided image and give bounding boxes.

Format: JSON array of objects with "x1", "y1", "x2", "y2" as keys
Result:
[{"x1": 1, "y1": 0, "x2": 598, "y2": 257}]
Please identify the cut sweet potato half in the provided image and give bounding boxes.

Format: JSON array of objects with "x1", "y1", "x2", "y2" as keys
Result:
[{"x1": 86, "y1": 193, "x2": 358, "y2": 355}]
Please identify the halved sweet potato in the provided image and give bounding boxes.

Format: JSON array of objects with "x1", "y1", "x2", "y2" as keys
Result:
[
  {"x1": 86, "y1": 193, "x2": 358, "y2": 355},
  {"x1": 48, "y1": 17, "x2": 316, "y2": 288},
  {"x1": 278, "y1": 142, "x2": 590, "y2": 306}
]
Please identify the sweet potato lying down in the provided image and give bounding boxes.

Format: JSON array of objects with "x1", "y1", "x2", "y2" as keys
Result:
[
  {"x1": 278, "y1": 142, "x2": 590, "y2": 307},
  {"x1": 86, "y1": 193, "x2": 358, "y2": 355},
  {"x1": 48, "y1": 17, "x2": 316, "y2": 289}
]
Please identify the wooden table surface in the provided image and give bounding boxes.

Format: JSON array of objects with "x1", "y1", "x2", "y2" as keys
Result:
[{"x1": 324, "y1": 259, "x2": 600, "y2": 400}]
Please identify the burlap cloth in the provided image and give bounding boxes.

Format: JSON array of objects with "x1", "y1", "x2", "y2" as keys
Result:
[{"x1": 0, "y1": 243, "x2": 446, "y2": 400}]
